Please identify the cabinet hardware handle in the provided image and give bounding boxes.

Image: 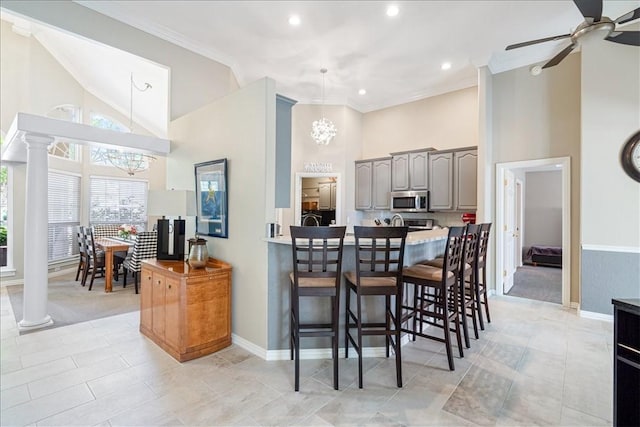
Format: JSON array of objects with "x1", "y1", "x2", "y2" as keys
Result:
[{"x1": 168, "y1": 284, "x2": 171, "y2": 289}]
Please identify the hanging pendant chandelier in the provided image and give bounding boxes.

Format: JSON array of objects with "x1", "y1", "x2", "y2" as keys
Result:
[
  {"x1": 311, "y1": 68, "x2": 337, "y2": 145},
  {"x1": 107, "y1": 73, "x2": 156, "y2": 175}
]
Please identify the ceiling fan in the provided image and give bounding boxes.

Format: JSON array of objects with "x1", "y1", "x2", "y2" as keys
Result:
[{"x1": 506, "y1": 0, "x2": 640, "y2": 69}]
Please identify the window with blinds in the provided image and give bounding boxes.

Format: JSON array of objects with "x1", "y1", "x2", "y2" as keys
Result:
[
  {"x1": 48, "y1": 171, "x2": 81, "y2": 262},
  {"x1": 90, "y1": 177, "x2": 148, "y2": 231}
]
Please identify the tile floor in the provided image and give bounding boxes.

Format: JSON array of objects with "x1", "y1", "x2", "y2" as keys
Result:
[{"x1": 0, "y1": 286, "x2": 613, "y2": 426}]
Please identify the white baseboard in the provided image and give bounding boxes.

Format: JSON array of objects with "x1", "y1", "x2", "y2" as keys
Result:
[
  {"x1": 579, "y1": 309, "x2": 613, "y2": 322},
  {"x1": 0, "y1": 267, "x2": 77, "y2": 288},
  {"x1": 232, "y1": 333, "x2": 410, "y2": 361}
]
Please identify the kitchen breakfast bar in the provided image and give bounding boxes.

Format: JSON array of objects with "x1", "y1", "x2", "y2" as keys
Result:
[{"x1": 265, "y1": 229, "x2": 449, "y2": 354}]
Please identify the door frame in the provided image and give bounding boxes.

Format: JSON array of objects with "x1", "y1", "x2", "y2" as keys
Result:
[{"x1": 495, "y1": 157, "x2": 571, "y2": 307}]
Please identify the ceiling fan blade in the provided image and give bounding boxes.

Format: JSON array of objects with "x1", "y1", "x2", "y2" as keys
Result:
[
  {"x1": 573, "y1": 0, "x2": 603, "y2": 22},
  {"x1": 505, "y1": 34, "x2": 571, "y2": 50},
  {"x1": 614, "y1": 8, "x2": 640, "y2": 25},
  {"x1": 606, "y1": 31, "x2": 640, "y2": 46},
  {"x1": 542, "y1": 43, "x2": 577, "y2": 69}
]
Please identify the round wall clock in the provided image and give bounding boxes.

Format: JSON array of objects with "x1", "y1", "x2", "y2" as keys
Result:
[{"x1": 620, "y1": 130, "x2": 640, "y2": 183}]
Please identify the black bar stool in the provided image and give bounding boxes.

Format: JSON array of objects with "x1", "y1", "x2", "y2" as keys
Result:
[
  {"x1": 402, "y1": 226, "x2": 466, "y2": 370},
  {"x1": 475, "y1": 223, "x2": 492, "y2": 329},
  {"x1": 289, "y1": 226, "x2": 346, "y2": 391},
  {"x1": 344, "y1": 226, "x2": 408, "y2": 388}
]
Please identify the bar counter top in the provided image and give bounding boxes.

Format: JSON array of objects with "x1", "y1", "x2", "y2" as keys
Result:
[{"x1": 265, "y1": 228, "x2": 449, "y2": 245}]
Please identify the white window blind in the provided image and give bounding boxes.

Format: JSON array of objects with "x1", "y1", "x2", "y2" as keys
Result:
[
  {"x1": 48, "y1": 172, "x2": 81, "y2": 262},
  {"x1": 90, "y1": 177, "x2": 148, "y2": 230}
]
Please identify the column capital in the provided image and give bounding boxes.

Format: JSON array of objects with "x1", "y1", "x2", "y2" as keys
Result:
[{"x1": 21, "y1": 133, "x2": 55, "y2": 147}]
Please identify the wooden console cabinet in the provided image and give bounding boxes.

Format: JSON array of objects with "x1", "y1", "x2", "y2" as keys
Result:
[{"x1": 140, "y1": 258, "x2": 232, "y2": 362}]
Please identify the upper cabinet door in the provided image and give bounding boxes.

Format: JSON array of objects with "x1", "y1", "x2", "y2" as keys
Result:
[
  {"x1": 391, "y1": 154, "x2": 409, "y2": 191},
  {"x1": 409, "y1": 151, "x2": 429, "y2": 190},
  {"x1": 318, "y1": 183, "x2": 332, "y2": 210},
  {"x1": 455, "y1": 150, "x2": 477, "y2": 210},
  {"x1": 373, "y1": 159, "x2": 392, "y2": 210},
  {"x1": 429, "y1": 152, "x2": 454, "y2": 210},
  {"x1": 355, "y1": 161, "x2": 373, "y2": 210}
]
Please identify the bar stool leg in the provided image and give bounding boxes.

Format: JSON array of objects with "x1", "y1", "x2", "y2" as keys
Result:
[
  {"x1": 356, "y1": 290, "x2": 364, "y2": 389},
  {"x1": 395, "y1": 292, "x2": 403, "y2": 388},
  {"x1": 385, "y1": 295, "x2": 391, "y2": 358}
]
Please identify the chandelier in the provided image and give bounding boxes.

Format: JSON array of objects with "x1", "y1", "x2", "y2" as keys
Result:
[
  {"x1": 311, "y1": 68, "x2": 337, "y2": 145},
  {"x1": 105, "y1": 151, "x2": 155, "y2": 176},
  {"x1": 107, "y1": 73, "x2": 155, "y2": 175}
]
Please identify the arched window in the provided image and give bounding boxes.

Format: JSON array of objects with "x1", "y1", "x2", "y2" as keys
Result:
[
  {"x1": 89, "y1": 112, "x2": 137, "y2": 166},
  {"x1": 46, "y1": 105, "x2": 81, "y2": 161}
]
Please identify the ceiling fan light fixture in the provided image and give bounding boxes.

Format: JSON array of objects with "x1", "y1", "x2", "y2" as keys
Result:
[{"x1": 311, "y1": 68, "x2": 337, "y2": 145}]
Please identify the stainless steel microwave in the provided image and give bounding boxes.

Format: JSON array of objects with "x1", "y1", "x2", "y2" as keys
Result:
[{"x1": 390, "y1": 191, "x2": 431, "y2": 212}]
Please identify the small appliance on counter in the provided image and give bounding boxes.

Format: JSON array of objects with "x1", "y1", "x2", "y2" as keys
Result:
[
  {"x1": 404, "y1": 218, "x2": 435, "y2": 232},
  {"x1": 461, "y1": 213, "x2": 476, "y2": 224}
]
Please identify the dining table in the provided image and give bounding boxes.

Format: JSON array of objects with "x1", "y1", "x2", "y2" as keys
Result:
[{"x1": 94, "y1": 237, "x2": 134, "y2": 292}]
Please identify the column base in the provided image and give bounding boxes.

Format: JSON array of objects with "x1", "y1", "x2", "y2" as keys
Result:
[{"x1": 18, "y1": 315, "x2": 54, "y2": 331}]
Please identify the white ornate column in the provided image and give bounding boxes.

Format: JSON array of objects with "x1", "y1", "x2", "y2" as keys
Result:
[{"x1": 19, "y1": 133, "x2": 54, "y2": 330}]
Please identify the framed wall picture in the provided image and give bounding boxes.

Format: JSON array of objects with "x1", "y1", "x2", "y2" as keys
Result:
[{"x1": 195, "y1": 158, "x2": 228, "y2": 238}]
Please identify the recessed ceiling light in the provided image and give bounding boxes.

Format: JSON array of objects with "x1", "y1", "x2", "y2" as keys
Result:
[
  {"x1": 358, "y1": 89, "x2": 367, "y2": 95},
  {"x1": 441, "y1": 62, "x2": 452, "y2": 70},
  {"x1": 288, "y1": 15, "x2": 301, "y2": 26},
  {"x1": 386, "y1": 5, "x2": 399, "y2": 17}
]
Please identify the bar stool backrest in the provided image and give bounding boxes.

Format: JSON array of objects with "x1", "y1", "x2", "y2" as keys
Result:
[
  {"x1": 462, "y1": 224, "x2": 481, "y2": 269},
  {"x1": 290, "y1": 226, "x2": 346, "y2": 283},
  {"x1": 353, "y1": 226, "x2": 408, "y2": 281},
  {"x1": 443, "y1": 226, "x2": 466, "y2": 281},
  {"x1": 477, "y1": 223, "x2": 492, "y2": 268}
]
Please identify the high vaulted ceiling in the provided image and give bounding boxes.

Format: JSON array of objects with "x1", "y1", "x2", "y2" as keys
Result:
[
  {"x1": 75, "y1": 0, "x2": 638, "y2": 112},
  {"x1": 2, "y1": 1, "x2": 638, "y2": 138}
]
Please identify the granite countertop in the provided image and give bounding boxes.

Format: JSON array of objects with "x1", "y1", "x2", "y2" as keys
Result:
[{"x1": 265, "y1": 228, "x2": 449, "y2": 246}]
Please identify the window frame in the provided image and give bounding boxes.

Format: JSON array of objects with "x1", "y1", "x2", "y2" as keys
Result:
[
  {"x1": 89, "y1": 175, "x2": 149, "y2": 231},
  {"x1": 47, "y1": 169, "x2": 82, "y2": 264}
]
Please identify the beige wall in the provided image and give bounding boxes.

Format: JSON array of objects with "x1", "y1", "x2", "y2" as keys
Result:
[
  {"x1": 168, "y1": 78, "x2": 276, "y2": 349},
  {"x1": 0, "y1": 18, "x2": 166, "y2": 282},
  {"x1": 283, "y1": 104, "x2": 363, "y2": 229},
  {"x1": 581, "y1": 39, "x2": 640, "y2": 248},
  {"x1": 491, "y1": 53, "x2": 581, "y2": 303},
  {"x1": 362, "y1": 87, "x2": 479, "y2": 158},
  {"x1": 2, "y1": 0, "x2": 238, "y2": 120}
]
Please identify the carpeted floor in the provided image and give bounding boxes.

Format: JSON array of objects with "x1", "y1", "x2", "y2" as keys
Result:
[
  {"x1": 507, "y1": 265, "x2": 562, "y2": 304},
  {"x1": 6, "y1": 271, "x2": 140, "y2": 334}
]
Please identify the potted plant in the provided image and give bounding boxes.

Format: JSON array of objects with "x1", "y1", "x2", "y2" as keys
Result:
[{"x1": 0, "y1": 226, "x2": 7, "y2": 267}]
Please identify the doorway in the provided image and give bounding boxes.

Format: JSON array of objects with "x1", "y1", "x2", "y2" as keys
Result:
[
  {"x1": 294, "y1": 172, "x2": 341, "y2": 227},
  {"x1": 495, "y1": 157, "x2": 570, "y2": 307}
]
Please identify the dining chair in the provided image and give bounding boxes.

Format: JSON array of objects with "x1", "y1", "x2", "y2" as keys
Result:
[
  {"x1": 85, "y1": 228, "x2": 106, "y2": 290},
  {"x1": 289, "y1": 226, "x2": 346, "y2": 391},
  {"x1": 75, "y1": 226, "x2": 87, "y2": 283},
  {"x1": 344, "y1": 226, "x2": 408, "y2": 388},
  {"x1": 402, "y1": 226, "x2": 466, "y2": 371},
  {"x1": 122, "y1": 231, "x2": 157, "y2": 294}
]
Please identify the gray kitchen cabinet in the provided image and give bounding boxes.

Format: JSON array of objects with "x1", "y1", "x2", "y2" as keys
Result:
[
  {"x1": 355, "y1": 157, "x2": 391, "y2": 210},
  {"x1": 318, "y1": 182, "x2": 337, "y2": 210},
  {"x1": 429, "y1": 147, "x2": 477, "y2": 211},
  {"x1": 391, "y1": 149, "x2": 431, "y2": 191},
  {"x1": 372, "y1": 159, "x2": 392, "y2": 210},
  {"x1": 355, "y1": 161, "x2": 373, "y2": 210},
  {"x1": 330, "y1": 182, "x2": 336, "y2": 210},
  {"x1": 454, "y1": 149, "x2": 477, "y2": 210},
  {"x1": 318, "y1": 183, "x2": 331, "y2": 210},
  {"x1": 391, "y1": 154, "x2": 409, "y2": 191},
  {"x1": 409, "y1": 151, "x2": 429, "y2": 190},
  {"x1": 429, "y1": 152, "x2": 454, "y2": 210}
]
